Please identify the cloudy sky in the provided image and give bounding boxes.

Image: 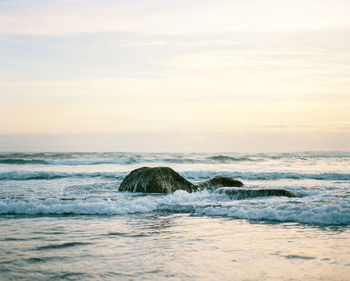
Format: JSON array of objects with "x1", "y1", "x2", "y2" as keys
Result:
[{"x1": 1, "y1": 0, "x2": 349, "y2": 151}]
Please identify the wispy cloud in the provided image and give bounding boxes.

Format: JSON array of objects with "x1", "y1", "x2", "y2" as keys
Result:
[
  {"x1": 1, "y1": 0, "x2": 349, "y2": 151},
  {"x1": 1, "y1": 0, "x2": 350, "y2": 36}
]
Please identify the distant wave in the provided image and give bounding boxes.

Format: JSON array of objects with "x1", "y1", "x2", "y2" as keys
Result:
[
  {"x1": 0, "y1": 155, "x2": 257, "y2": 165},
  {"x1": 0, "y1": 157, "x2": 140, "y2": 166},
  {"x1": 1, "y1": 170, "x2": 349, "y2": 181},
  {"x1": 1, "y1": 152, "x2": 350, "y2": 166},
  {"x1": 162, "y1": 158, "x2": 200, "y2": 163},
  {"x1": 0, "y1": 159, "x2": 47, "y2": 165},
  {"x1": 0, "y1": 157, "x2": 255, "y2": 165},
  {"x1": 0, "y1": 152, "x2": 85, "y2": 159},
  {"x1": 44, "y1": 157, "x2": 140, "y2": 165},
  {"x1": 0, "y1": 171, "x2": 127, "y2": 181},
  {"x1": 206, "y1": 155, "x2": 256, "y2": 162},
  {"x1": 0, "y1": 190, "x2": 349, "y2": 225},
  {"x1": 182, "y1": 171, "x2": 350, "y2": 181},
  {"x1": 255, "y1": 152, "x2": 350, "y2": 159},
  {"x1": 0, "y1": 152, "x2": 142, "y2": 165}
]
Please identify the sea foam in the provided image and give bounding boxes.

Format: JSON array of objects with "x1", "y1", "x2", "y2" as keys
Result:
[{"x1": 1, "y1": 190, "x2": 349, "y2": 225}]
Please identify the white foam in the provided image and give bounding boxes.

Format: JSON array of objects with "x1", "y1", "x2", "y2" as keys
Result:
[
  {"x1": 0, "y1": 197, "x2": 157, "y2": 215},
  {"x1": 0, "y1": 190, "x2": 206, "y2": 215},
  {"x1": 1, "y1": 190, "x2": 349, "y2": 225},
  {"x1": 181, "y1": 171, "x2": 350, "y2": 181},
  {"x1": 196, "y1": 198, "x2": 350, "y2": 225}
]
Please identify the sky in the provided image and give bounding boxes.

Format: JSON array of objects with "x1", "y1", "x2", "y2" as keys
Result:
[{"x1": 0, "y1": 0, "x2": 350, "y2": 152}]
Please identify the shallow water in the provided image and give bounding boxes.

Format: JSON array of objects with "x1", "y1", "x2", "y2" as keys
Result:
[{"x1": 1, "y1": 152, "x2": 350, "y2": 280}]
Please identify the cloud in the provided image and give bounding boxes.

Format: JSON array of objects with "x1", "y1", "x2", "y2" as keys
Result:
[
  {"x1": 1, "y1": 0, "x2": 350, "y2": 36},
  {"x1": 1, "y1": 0, "x2": 349, "y2": 151}
]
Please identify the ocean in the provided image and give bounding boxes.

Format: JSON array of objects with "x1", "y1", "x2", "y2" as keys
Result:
[{"x1": 0, "y1": 152, "x2": 349, "y2": 280}]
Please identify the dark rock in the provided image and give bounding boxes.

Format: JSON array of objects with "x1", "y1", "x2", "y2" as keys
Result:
[
  {"x1": 216, "y1": 188, "x2": 299, "y2": 199},
  {"x1": 198, "y1": 176, "x2": 244, "y2": 189},
  {"x1": 119, "y1": 167, "x2": 197, "y2": 193},
  {"x1": 119, "y1": 167, "x2": 245, "y2": 194}
]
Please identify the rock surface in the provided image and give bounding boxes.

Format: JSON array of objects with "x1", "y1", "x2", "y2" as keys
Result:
[
  {"x1": 119, "y1": 167, "x2": 197, "y2": 193},
  {"x1": 216, "y1": 188, "x2": 298, "y2": 199},
  {"x1": 198, "y1": 176, "x2": 244, "y2": 189}
]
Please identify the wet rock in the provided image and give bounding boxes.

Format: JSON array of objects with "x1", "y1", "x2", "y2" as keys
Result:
[
  {"x1": 119, "y1": 167, "x2": 197, "y2": 193},
  {"x1": 216, "y1": 188, "x2": 298, "y2": 199},
  {"x1": 198, "y1": 176, "x2": 244, "y2": 189}
]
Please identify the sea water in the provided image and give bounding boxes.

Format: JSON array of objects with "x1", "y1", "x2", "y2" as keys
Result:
[{"x1": 0, "y1": 152, "x2": 349, "y2": 280}]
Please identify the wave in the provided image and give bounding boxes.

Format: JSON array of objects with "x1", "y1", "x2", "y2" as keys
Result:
[
  {"x1": 0, "y1": 157, "x2": 252, "y2": 165},
  {"x1": 0, "y1": 159, "x2": 47, "y2": 165},
  {"x1": 206, "y1": 155, "x2": 256, "y2": 162},
  {"x1": 0, "y1": 157, "x2": 140, "y2": 166},
  {"x1": 182, "y1": 171, "x2": 350, "y2": 181},
  {"x1": 196, "y1": 206, "x2": 350, "y2": 226},
  {"x1": 35, "y1": 242, "x2": 90, "y2": 250},
  {"x1": 0, "y1": 155, "x2": 257, "y2": 165},
  {"x1": 0, "y1": 171, "x2": 127, "y2": 181},
  {"x1": 1, "y1": 152, "x2": 350, "y2": 166},
  {"x1": 255, "y1": 152, "x2": 350, "y2": 159},
  {"x1": 0, "y1": 152, "x2": 91, "y2": 159},
  {"x1": 1, "y1": 170, "x2": 349, "y2": 181},
  {"x1": 0, "y1": 152, "x2": 142, "y2": 165},
  {"x1": 44, "y1": 157, "x2": 139, "y2": 165},
  {"x1": 0, "y1": 190, "x2": 349, "y2": 225}
]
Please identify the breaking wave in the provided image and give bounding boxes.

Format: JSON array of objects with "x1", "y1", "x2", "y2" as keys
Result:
[
  {"x1": 0, "y1": 157, "x2": 140, "y2": 166},
  {"x1": 0, "y1": 155, "x2": 256, "y2": 165},
  {"x1": 182, "y1": 171, "x2": 350, "y2": 181},
  {"x1": 0, "y1": 159, "x2": 47, "y2": 165},
  {"x1": 206, "y1": 155, "x2": 256, "y2": 162},
  {"x1": 0, "y1": 190, "x2": 349, "y2": 225},
  {"x1": 0, "y1": 171, "x2": 127, "y2": 181},
  {"x1": 1, "y1": 152, "x2": 350, "y2": 166},
  {"x1": 1, "y1": 170, "x2": 349, "y2": 181}
]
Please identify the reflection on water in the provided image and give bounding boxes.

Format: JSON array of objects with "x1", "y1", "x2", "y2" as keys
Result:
[
  {"x1": 1, "y1": 214, "x2": 349, "y2": 281},
  {"x1": 1, "y1": 152, "x2": 350, "y2": 280}
]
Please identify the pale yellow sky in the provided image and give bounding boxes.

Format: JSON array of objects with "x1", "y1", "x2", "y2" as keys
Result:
[{"x1": 0, "y1": 0, "x2": 349, "y2": 151}]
